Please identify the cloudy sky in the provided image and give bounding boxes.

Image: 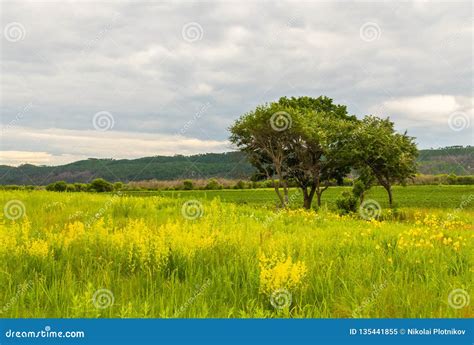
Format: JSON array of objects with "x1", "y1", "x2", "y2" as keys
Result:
[{"x1": 1, "y1": 0, "x2": 472, "y2": 166}]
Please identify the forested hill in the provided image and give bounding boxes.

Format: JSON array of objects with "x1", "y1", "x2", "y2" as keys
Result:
[
  {"x1": 417, "y1": 146, "x2": 473, "y2": 175},
  {"x1": 1, "y1": 146, "x2": 472, "y2": 185}
]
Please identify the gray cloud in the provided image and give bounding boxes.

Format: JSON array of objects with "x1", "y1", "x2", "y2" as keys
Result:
[{"x1": 1, "y1": 0, "x2": 472, "y2": 165}]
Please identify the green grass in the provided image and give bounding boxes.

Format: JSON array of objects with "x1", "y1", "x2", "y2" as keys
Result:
[
  {"x1": 122, "y1": 185, "x2": 473, "y2": 209},
  {"x1": 0, "y1": 186, "x2": 472, "y2": 318}
]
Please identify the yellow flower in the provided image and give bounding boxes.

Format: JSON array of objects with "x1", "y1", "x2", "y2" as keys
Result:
[
  {"x1": 259, "y1": 252, "x2": 307, "y2": 295},
  {"x1": 26, "y1": 239, "x2": 50, "y2": 258}
]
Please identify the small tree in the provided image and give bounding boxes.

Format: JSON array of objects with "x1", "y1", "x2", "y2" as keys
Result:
[
  {"x1": 352, "y1": 116, "x2": 418, "y2": 206},
  {"x1": 352, "y1": 167, "x2": 375, "y2": 204},
  {"x1": 230, "y1": 103, "x2": 293, "y2": 207}
]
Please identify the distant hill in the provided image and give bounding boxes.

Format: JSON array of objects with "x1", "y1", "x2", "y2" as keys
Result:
[
  {"x1": 417, "y1": 146, "x2": 473, "y2": 175},
  {"x1": 0, "y1": 146, "x2": 472, "y2": 185}
]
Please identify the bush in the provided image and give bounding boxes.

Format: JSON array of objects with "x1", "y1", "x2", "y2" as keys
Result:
[
  {"x1": 205, "y1": 178, "x2": 221, "y2": 190},
  {"x1": 46, "y1": 181, "x2": 67, "y2": 192},
  {"x1": 114, "y1": 182, "x2": 124, "y2": 191},
  {"x1": 234, "y1": 180, "x2": 247, "y2": 189},
  {"x1": 66, "y1": 184, "x2": 76, "y2": 192},
  {"x1": 90, "y1": 178, "x2": 114, "y2": 192},
  {"x1": 352, "y1": 181, "x2": 365, "y2": 201},
  {"x1": 74, "y1": 183, "x2": 88, "y2": 192},
  {"x1": 336, "y1": 191, "x2": 358, "y2": 215},
  {"x1": 182, "y1": 180, "x2": 194, "y2": 190}
]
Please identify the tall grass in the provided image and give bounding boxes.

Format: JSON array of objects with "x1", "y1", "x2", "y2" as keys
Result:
[{"x1": 0, "y1": 189, "x2": 472, "y2": 318}]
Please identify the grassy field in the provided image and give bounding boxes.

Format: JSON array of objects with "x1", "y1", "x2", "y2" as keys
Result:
[
  {"x1": 123, "y1": 185, "x2": 472, "y2": 209},
  {"x1": 0, "y1": 186, "x2": 472, "y2": 318}
]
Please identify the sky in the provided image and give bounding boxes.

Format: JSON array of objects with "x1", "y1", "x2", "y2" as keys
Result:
[{"x1": 1, "y1": 0, "x2": 473, "y2": 166}]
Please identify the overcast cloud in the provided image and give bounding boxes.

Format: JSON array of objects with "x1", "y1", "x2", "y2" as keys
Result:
[{"x1": 1, "y1": 0, "x2": 473, "y2": 166}]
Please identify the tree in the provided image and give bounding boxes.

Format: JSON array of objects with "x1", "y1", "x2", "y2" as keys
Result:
[
  {"x1": 230, "y1": 103, "x2": 294, "y2": 207},
  {"x1": 230, "y1": 96, "x2": 356, "y2": 209},
  {"x1": 46, "y1": 181, "x2": 67, "y2": 192},
  {"x1": 352, "y1": 116, "x2": 418, "y2": 206},
  {"x1": 285, "y1": 108, "x2": 356, "y2": 208},
  {"x1": 90, "y1": 178, "x2": 114, "y2": 192}
]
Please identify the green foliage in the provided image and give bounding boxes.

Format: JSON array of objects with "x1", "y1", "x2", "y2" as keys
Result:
[
  {"x1": 234, "y1": 180, "x2": 247, "y2": 189},
  {"x1": 335, "y1": 191, "x2": 358, "y2": 214},
  {"x1": 182, "y1": 180, "x2": 194, "y2": 190},
  {"x1": 205, "y1": 178, "x2": 222, "y2": 190},
  {"x1": 46, "y1": 181, "x2": 68, "y2": 192},
  {"x1": 351, "y1": 116, "x2": 418, "y2": 206},
  {"x1": 90, "y1": 178, "x2": 114, "y2": 193},
  {"x1": 230, "y1": 95, "x2": 356, "y2": 209}
]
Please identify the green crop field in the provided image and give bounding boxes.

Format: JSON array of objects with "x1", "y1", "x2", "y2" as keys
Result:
[
  {"x1": 122, "y1": 185, "x2": 472, "y2": 209},
  {"x1": 0, "y1": 186, "x2": 472, "y2": 318}
]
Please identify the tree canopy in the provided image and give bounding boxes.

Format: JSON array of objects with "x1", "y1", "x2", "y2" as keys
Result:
[{"x1": 230, "y1": 96, "x2": 418, "y2": 209}]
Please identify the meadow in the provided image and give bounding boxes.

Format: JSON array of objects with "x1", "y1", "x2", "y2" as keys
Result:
[{"x1": 0, "y1": 185, "x2": 472, "y2": 318}]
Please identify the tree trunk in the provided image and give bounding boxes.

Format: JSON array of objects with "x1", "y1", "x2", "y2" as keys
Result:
[
  {"x1": 381, "y1": 182, "x2": 393, "y2": 207},
  {"x1": 386, "y1": 185, "x2": 393, "y2": 207},
  {"x1": 316, "y1": 192, "x2": 322, "y2": 207},
  {"x1": 302, "y1": 185, "x2": 316, "y2": 209},
  {"x1": 272, "y1": 179, "x2": 285, "y2": 208},
  {"x1": 283, "y1": 182, "x2": 289, "y2": 205},
  {"x1": 302, "y1": 187, "x2": 310, "y2": 209}
]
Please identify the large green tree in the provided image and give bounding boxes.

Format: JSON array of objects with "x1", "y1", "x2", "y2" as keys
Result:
[{"x1": 230, "y1": 96, "x2": 356, "y2": 209}]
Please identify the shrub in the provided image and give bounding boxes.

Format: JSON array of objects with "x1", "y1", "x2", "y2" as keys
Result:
[
  {"x1": 46, "y1": 181, "x2": 67, "y2": 192},
  {"x1": 74, "y1": 183, "x2": 88, "y2": 192},
  {"x1": 90, "y1": 178, "x2": 114, "y2": 192},
  {"x1": 205, "y1": 178, "x2": 221, "y2": 190},
  {"x1": 335, "y1": 191, "x2": 358, "y2": 215},
  {"x1": 352, "y1": 181, "x2": 365, "y2": 202},
  {"x1": 234, "y1": 180, "x2": 247, "y2": 189},
  {"x1": 66, "y1": 184, "x2": 76, "y2": 192},
  {"x1": 114, "y1": 182, "x2": 124, "y2": 190},
  {"x1": 182, "y1": 180, "x2": 194, "y2": 190}
]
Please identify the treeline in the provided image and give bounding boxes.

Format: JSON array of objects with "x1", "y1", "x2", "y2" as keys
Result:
[{"x1": 1, "y1": 174, "x2": 473, "y2": 192}]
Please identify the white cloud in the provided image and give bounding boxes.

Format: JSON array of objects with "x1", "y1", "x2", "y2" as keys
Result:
[
  {"x1": 1, "y1": 0, "x2": 472, "y2": 166},
  {"x1": 0, "y1": 127, "x2": 230, "y2": 166}
]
